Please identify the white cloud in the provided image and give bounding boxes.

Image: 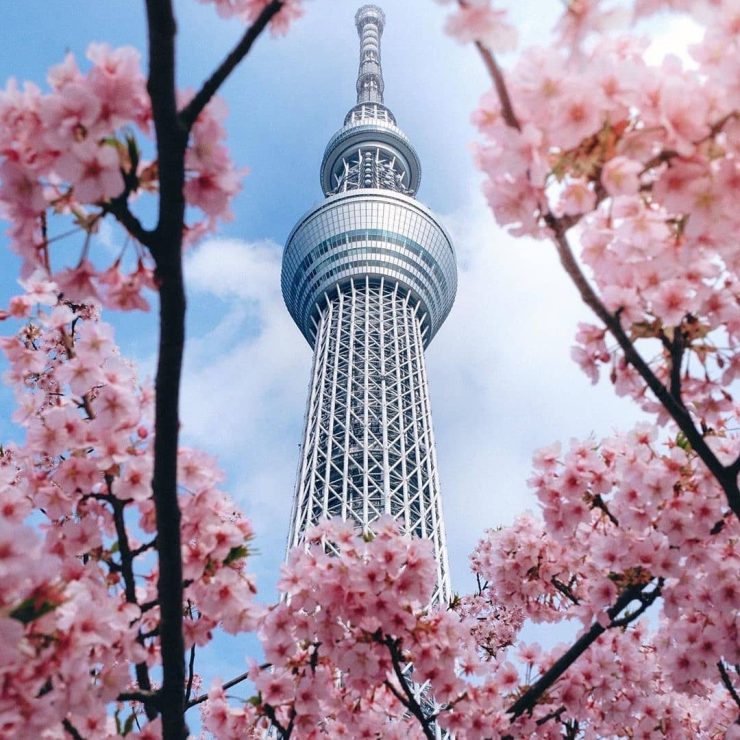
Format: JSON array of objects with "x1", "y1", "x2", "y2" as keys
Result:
[
  {"x1": 181, "y1": 237, "x2": 311, "y2": 589},
  {"x1": 644, "y1": 14, "x2": 704, "y2": 67},
  {"x1": 426, "y1": 188, "x2": 644, "y2": 588}
]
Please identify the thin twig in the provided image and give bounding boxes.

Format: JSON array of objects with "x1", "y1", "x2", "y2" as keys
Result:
[
  {"x1": 62, "y1": 719, "x2": 85, "y2": 740},
  {"x1": 384, "y1": 637, "x2": 436, "y2": 740},
  {"x1": 186, "y1": 666, "x2": 269, "y2": 709},
  {"x1": 261, "y1": 704, "x2": 291, "y2": 738},
  {"x1": 185, "y1": 643, "x2": 196, "y2": 706},
  {"x1": 668, "y1": 330, "x2": 686, "y2": 406},
  {"x1": 117, "y1": 690, "x2": 160, "y2": 705},
  {"x1": 106, "y1": 197, "x2": 153, "y2": 249},
  {"x1": 106, "y1": 476, "x2": 156, "y2": 717},
  {"x1": 474, "y1": 42, "x2": 521, "y2": 131},
  {"x1": 551, "y1": 577, "x2": 579, "y2": 605},
  {"x1": 718, "y1": 660, "x2": 740, "y2": 715},
  {"x1": 179, "y1": 1, "x2": 284, "y2": 131},
  {"x1": 507, "y1": 581, "x2": 661, "y2": 719}
]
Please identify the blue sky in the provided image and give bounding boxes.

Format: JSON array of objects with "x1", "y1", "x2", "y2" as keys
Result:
[{"x1": 1, "y1": 0, "x2": 699, "y2": 714}]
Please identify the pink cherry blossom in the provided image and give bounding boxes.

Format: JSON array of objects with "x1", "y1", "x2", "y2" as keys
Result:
[{"x1": 445, "y1": 3, "x2": 517, "y2": 52}]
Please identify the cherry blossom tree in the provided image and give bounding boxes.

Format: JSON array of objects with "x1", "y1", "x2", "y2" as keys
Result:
[
  {"x1": 0, "y1": 1, "x2": 300, "y2": 737},
  {"x1": 1, "y1": 0, "x2": 740, "y2": 738}
]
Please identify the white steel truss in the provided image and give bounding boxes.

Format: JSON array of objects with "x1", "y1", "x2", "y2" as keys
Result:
[{"x1": 287, "y1": 277, "x2": 451, "y2": 604}]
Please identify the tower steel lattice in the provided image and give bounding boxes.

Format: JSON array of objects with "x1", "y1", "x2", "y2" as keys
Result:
[{"x1": 282, "y1": 5, "x2": 457, "y2": 603}]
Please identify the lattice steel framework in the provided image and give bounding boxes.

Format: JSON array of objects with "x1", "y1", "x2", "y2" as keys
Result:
[
  {"x1": 283, "y1": 5, "x2": 456, "y2": 603},
  {"x1": 287, "y1": 278, "x2": 449, "y2": 601}
]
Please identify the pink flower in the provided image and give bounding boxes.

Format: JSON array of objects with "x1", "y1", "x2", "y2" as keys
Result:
[
  {"x1": 601, "y1": 156, "x2": 643, "y2": 196},
  {"x1": 649, "y1": 279, "x2": 692, "y2": 326},
  {"x1": 558, "y1": 179, "x2": 597, "y2": 215},
  {"x1": 55, "y1": 142, "x2": 124, "y2": 203},
  {"x1": 39, "y1": 83, "x2": 101, "y2": 146},
  {"x1": 445, "y1": 4, "x2": 517, "y2": 52},
  {"x1": 552, "y1": 84, "x2": 606, "y2": 149}
]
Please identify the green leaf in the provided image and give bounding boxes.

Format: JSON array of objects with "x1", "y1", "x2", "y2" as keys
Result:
[
  {"x1": 9, "y1": 597, "x2": 58, "y2": 625},
  {"x1": 122, "y1": 713, "x2": 136, "y2": 736},
  {"x1": 223, "y1": 544, "x2": 249, "y2": 566},
  {"x1": 676, "y1": 432, "x2": 691, "y2": 452},
  {"x1": 125, "y1": 134, "x2": 140, "y2": 173}
]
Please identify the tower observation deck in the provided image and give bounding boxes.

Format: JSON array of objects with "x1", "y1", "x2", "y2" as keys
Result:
[{"x1": 282, "y1": 5, "x2": 457, "y2": 602}]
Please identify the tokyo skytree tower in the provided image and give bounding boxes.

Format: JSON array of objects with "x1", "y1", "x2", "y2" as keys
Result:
[{"x1": 282, "y1": 5, "x2": 457, "y2": 602}]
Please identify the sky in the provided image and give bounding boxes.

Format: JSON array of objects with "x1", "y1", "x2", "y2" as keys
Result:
[{"x1": 0, "y1": 0, "x2": 701, "y2": 714}]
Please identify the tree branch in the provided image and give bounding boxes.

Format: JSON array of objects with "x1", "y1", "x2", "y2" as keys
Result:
[
  {"x1": 179, "y1": 1, "x2": 284, "y2": 131},
  {"x1": 384, "y1": 637, "x2": 436, "y2": 740},
  {"x1": 545, "y1": 218, "x2": 740, "y2": 520},
  {"x1": 62, "y1": 719, "x2": 85, "y2": 740},
  {"x1": 186, "y1": 667, "x2": 267, "y2": 709},
  {"x1": 185, "y1": 639, "x2": 196, "y2": 706},
  {"x1": 508, "y1": 581, "x2": 662, "y2": 719},
  {"x1": 718, "y1": 660, "x2": 740, "y2": 717},
  {"x1": 551, "y1": 576, "x2": 579, "y2": 605},
  {"x1": 668, "y1": 330, "x2": 686, "y2": 407},
  {"x1": 474, "y1": 42, "x2": 521, "y2": 131},
  {"x1": 107, "y1": 478, "x2": 156, "y2": 719},
  {"x1": 144, "y1": 0, "x2": 189, "y2": 737},
  {"x1": 105, "y1": 193, "x2": 155, "y2": 250},
  {"x1": 117, "y1": 690, "x2": 160, "y2": 705},
  {"x1": 261, "y1": 704, "x2": 292, "y2": 739}
]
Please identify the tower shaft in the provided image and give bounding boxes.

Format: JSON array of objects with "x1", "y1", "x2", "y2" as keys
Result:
[{"x1": 288, "y1": 278, "x2": 450, "y2": 603}]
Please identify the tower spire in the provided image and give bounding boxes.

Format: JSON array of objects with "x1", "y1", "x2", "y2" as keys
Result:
[{"x1": 355, "y1": 5, "x2": 386, "y2": 105}]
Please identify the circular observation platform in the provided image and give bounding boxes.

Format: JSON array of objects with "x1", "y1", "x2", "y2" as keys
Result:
[
  {"x1": 320, "y1": 118, "x2": 422, "y2": 196},
  {"x1": 282, "y1": 189, "x2": 457, "y2": 348}
]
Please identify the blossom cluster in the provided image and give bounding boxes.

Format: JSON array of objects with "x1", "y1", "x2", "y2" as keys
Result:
[
  {"x1": 464, "y1": 0, "x2": 740, "y2": 430},
  {"x1": 0, "y1": 44, "x2": 240, "y2": 310},
  {"x1": 201, "y1": 490, "x2": 739, "y2": 738},
  {"x1": 465, "y1": 425, "x2": 740, "y2": 736},
  {"x1": 222, "y1": 517, "x2": 480, "y2": 737},
  {"x1": 0, "y1": 281, "x2": 258, "y2": 737}
]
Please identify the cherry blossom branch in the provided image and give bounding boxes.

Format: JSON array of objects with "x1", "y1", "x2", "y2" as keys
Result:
[
  {"x1": 262, "y1": 704, "x2": 293, "y2": 738},
  {"x1": 179, "y1": 0, "x2": 284, "y2": 131},
  {"x1": 535, "y1": 705, "x2": 567, "y2": 728},
  {"x1": 507, "y1": 580, "x2": 662, "y2": 719},
  {"x1": 144, "y1": 0, "x2": 189, "y2": 736},
  {"x1": 107, "y1": 481, "x2": 156, "y2": 718},
  {"x1": 474, "y1": 43, "x2": 521, "y2": 131},
  {"x1": 384, "y1": 636, "x2": 436, "y2": 740},
  {"x1": 185, "y1": 666, "x2": 270, "y2": 709},
  {"x1": 546, "y1": 218, "x2": 740, "y2": 519},
  {"x1": 475, "y1": 42, "x2": 740, "y2": 521},
  {"x1": 550, "y1": 576, "x2": 580, "y2": 605},
  {"x1": 718, "y1": 660, "x2": 740, "y2": 717},
  {"x1": 184, "y1": 643, "x2": 196, "y2": 706},
  {"x1": 105, "y1": 193, "x2": 154, "y2": 249},
  {"x1": 143, "y1": 1, "x2": 292, "y2": 733},
  {"x1": 118, "y1": 690, "x2": 160, "y2": 704},
  {"x1": 62, "y1": 718, "x2": 85, "y2": 740},
  {"x1": 668, "y1": 330, "x2": 686, "y2": 407}
]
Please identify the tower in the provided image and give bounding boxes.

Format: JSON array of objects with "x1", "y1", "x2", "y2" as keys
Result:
[{"x1": 282, "y1": 5, "x2": 457, "y2": 603}]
